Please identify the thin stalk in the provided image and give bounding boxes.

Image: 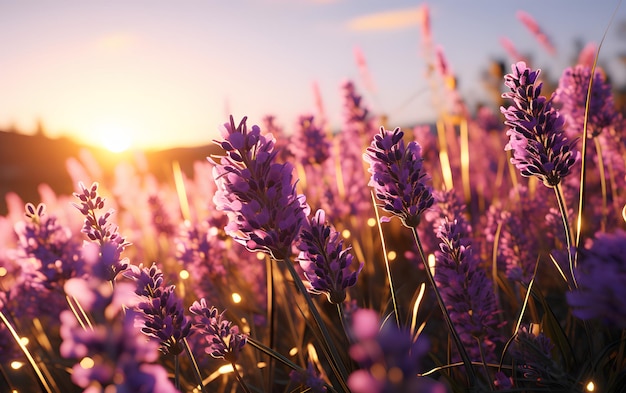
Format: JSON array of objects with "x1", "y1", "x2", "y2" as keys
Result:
[
  {"x1": 265, "y1": 255, "x2": 275, "y2": 393},
  {"x1": 231, "y1": 363, "x2": 252, "y2": 393},
  {"x1": 174, "y1": 354, "x2": 181, "y2": 391},
  {"x1": 183, "y1": 337, "x2": 208, "y2": 393},
  {"x1": 460, "y1": 118, "x2": 471, "y2": 206},
  {"x1": 436, "y1": 120, "x2": 454, "y2": 191},
  {"x1": 282, "y1": 257, "x2": 350, "y2": 392},
  {"x1": 553, "y1": 184, "x2": 576, "y2": 288},
  {"x1": 410, "y1": 226, "x2": 476, "y2": 385},
  {"x1": 0, "y1": 310, "x2": 54, "y2": 393},
  {"x1": 336, "y1": 303, "x2": 350, "y2": 344},
  {"x1": 593, "y1": 137, "x2": 608, "y2": 232},
  {"x1": 371, "y1": 192, "x2": 400, "y2": 327}
]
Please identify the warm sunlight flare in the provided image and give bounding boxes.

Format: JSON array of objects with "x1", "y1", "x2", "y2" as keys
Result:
[{"x1": 93, "y1": 123, "x2": 133, "y2": 153}]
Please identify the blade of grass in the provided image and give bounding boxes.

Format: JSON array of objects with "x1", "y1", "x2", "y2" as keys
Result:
[
  {"x1": 410, "y1": 226, "x2": 477, "y2": 385},
  {"x1": 0, "y1": 310, "x2": 54, "y2": 393},
  {"x1": 371, "y1": 191, "x2": 400, "y2": 327}
]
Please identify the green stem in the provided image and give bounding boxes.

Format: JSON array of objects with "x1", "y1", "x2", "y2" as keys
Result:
[
  {"x1": 282, "y1": 257, "x2": 350, "y2": 392},
  {"x1": 371, "y1": 192, "x2": 400, "y2": 327},
  {"x1": 553, "y1": 185, "x2": 577, "y2": 288},
  {"x1": 410, "y1": 227, "x2": 477, "y2": 385},
  {"x1": 183, "y1": 337, "x2": 208, "y2": 393},
  {"x1": 231, "y1": 362, "x2": 252, "y2": 393},
  {"x1": 174, "y1": 354, "x2": 180, "y2": 391}
]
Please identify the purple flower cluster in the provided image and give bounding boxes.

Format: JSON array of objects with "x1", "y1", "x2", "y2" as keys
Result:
[
  {"x1": 189, "y1": 298, "x2": 247, "y2": 362},
  {"x1": 297, "y1": 209, "x2": 363, "y2": 304},
  {"x1": 501, "y1": 61, "x2": 578, "y2": 187},
  {"x1": 567, "y1": 229, "x2": 626, "y2": 328},
  {"x1": 364, "y1": 127, "x2": 434, "y2": 228},
  {"x1": 346, "y1": 308, "x2": 442, "y2": 393},
  {"x1": 289, "y1": 362, "x2": 327, "y2": 393},
  {"x1": 290, "y1": 114, "x2": 330, "y2": 166},
  {"x1": 555, "y1": 65, "x2": 620, "y2": 138},
  {"x1": 210, "y1": 116, "x2": 309, "y2": 260},
  {"x1": 60, "y1": 244, "x2": 177, "y2": 392},
  {"x1": 508, "y1": 324, "x2": 568, "y2": 390},
  {"x1": 13, "y1": 202, "x2": 82, "y2": 290},
  {"x1": 125, "y1": 263, "x2": 192, "y2": 356},
  {"x1": 434, "y1": 214, "x2": 503, "y2": 362},
  {"x1": 72, "y1": 182, "x2": 130, "y2": 280}
]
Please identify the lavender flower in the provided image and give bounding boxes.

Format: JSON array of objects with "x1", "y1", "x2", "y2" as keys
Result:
[
  {"x1": 189, "y1": 299, "x2": 247, "y2": 362},
  {"x1": 434, "y1": 213, "x2": 504, "y2": 362},
  {"x1": 210, "y1": 116, "x2": 309, "y2": 260},
  {"x1": 60, "y1": 244, "x2": 178, "y2": 392},
  {"x1": 125, "y1": 263, "x2": 192, "y2": 356},
  {"x1": 364, "y1": 127, "x2": 434, "y2": 228},
  {"x1": 509, "y1": 324, "x2": 569, "y2": 390},
  {"x1": 346, "y1": 308, "x2": 441, "y2": 393},
  {"x1": 501, "y1": 61, "x2": 578, "y2": 187},
  {"x1": 555, "y1": 65, "x2": 620, "y2": 138},
  {"x1": 289, "y1": 362, "x2": 327, "y2": 393},
  {"x1": 290, "y1": 114, "x2": 330, "y2": 166},
  {"x1": 148, "y1": 195, "x2": 176, "y2": 237},
  {"x1": 13, "y1": 202, "x2": 82, "y2": 290},
  {"x1": 72, "y1": 182, "x2": 130, "y2": 280},
  {"x1": 297, "y1": 209, "x2": 363, "y2": 304},
  {"x1": 567, "y1": 229, "x2": 626, "y2": 328}
]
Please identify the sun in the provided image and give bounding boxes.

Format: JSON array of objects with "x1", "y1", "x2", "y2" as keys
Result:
[{"x1": 94, "y1": 123, "x2": 134, "y2": 153}]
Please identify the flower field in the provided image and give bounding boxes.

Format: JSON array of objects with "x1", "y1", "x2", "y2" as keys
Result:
[{"x1": 1, "y1": 10, "x2": 626, "y2": 393}]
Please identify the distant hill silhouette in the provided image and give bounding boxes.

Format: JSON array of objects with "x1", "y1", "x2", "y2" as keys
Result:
[{"x1": 0, "y1": 130, "x2": 221, "y2": 215}]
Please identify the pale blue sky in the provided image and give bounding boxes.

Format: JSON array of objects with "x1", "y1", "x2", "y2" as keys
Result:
[{"x1": 0, "y1": 0, "x2": 624, "y2": 149}]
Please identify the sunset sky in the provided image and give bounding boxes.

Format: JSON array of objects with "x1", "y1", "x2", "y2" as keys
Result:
[{"x1": 1, "y1": 1, "x2": 624, "y2": 151}]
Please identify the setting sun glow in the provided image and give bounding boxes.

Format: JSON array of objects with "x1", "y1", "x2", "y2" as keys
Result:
[{"x1": 94, "y1": 123, "x2": 133, "y2": 153}]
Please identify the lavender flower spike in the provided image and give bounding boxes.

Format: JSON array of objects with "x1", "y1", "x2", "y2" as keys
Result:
[
  {"x1": 210, "y1": 116, "x2": 309, "y2": 260},
  {"x1": 363, "y1": 127, "x2": 434, "y2": 228},
  {"x1": 501, "y1": 61, "x2": 578, "y2": 187},
  {"x1": 298, "y1": 209, "x2": 363, "y2": 304},
  {"x1": 125, "y1": 263, "x2": 192, "y2": 356},
  {"x1": 189, "y1": 299, "x2": 247, "y2": 362}
]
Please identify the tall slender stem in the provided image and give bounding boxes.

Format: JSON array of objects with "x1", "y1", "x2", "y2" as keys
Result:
[
  {"x1": 282, "y1": 257, "x2": 350, "y2": 392},
  {"x1": 231, "y1": 363, "x2": 252, "y2": 393},
  {"x1": 410, "y1": 227, "x2": 476, "y2": 385},
  {"x1": 371, "y1": 192, "x2": 400, "y2": 327},
  {"x1": 554, "y1": 184, "x2": 577, "y2": 288},
  {"x1": 183, "y1": 337, "x2": 208, "y2": 393},
  {"x1": 593, "y1": 137, "x2": 608, "y2": 232}
]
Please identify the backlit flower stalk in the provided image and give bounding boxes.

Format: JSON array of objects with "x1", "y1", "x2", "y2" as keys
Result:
[
  {"x1": 297, "y1": 209, "x2": 363, "y2": 305},
  {"x1": 60, "y1": 243, "x2": 178, "y2": 393},
  {"x1": 14, "y1": 203, "x2": 82, "y2": 291},
  {"x1": 189, "y1": 299, "x2": 250, "y2": 393},
  {"x1": 124, "y1": 263, "x2": 192, "y2": 356},
  {"x1": 210, "y1": 115, "x2": 309, "y2": 260},
  {"x1": 211, "y1": 115, "x2": 349, "y2": 391},
  {"x1": 72, "y1": 182, "x2": 131, "y2": 281},
  {"x1": 501, "y1": 61, "x2": 578, "y2": 286},
  {"x1": 363, "y1": 127, "x2": 476, "y2": 383}
]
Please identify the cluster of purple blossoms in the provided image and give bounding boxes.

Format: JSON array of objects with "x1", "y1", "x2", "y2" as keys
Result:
[
  {"x1": 346, "y1": 308, "x2": 444, "y2": 393},
  {"x1": 501, "y1": 61, "x2": 578, "y2": 187},
  {"x1": 297, "y1": 209, "x2": 363, "y2": 304},
  {"x1": 72, "y1": 182, "x2": 131, "y2": 280},
  {"x1": 289, "y1": 362, "x2": 327, "y2": 393},
  {"x1": 554, "y1": 65, "x2": 620, "y2": 138},
  {"x1": 60, "y1": 244, "x2": 178, "y2": 392},
  {"x1": 147, "y1": 195, "x2": 177, "y2": 237},
  {"x1": 364, "y1": 127, "x2": 434, "y2": 228},
  {"x1": 567, "y1": 229, "x2": 626, "y2": 328},
  {"x1": 189, "y1": 298, "x2": 247, "y2": 362},
  {"x1": 210, "y1": 116, "x2": 309, "y2": 260},
  {"x1": 125, "y1": 263, "x2": 192, "y2": 356},
  {"x1": 434, "y1": 212, "x2": 504, "y2": 362},
  {"x1": 507, "y1": 324, "x2": 568, "y2": 390},
  {"x1": 290, "y1": 114, "x2": 331, "y2": 166},
  {"x1": 13, "y1": 202, "x2": 82, "y2": 290}
]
